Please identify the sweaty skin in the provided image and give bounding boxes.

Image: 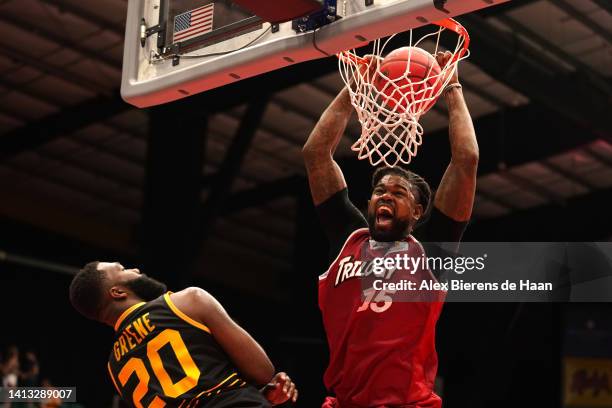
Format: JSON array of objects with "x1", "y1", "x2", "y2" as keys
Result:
[{"x1": 303, "y1": 51, "x2": 478, "y2": 226}]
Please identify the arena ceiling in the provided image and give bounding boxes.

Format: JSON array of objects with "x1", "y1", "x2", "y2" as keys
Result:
[{"x1": 0, "y1": 0, "x2": 611, "y2": 294}]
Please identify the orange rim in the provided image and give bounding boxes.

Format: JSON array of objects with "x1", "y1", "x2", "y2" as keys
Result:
[{"x1": 337, "y1": 18, "x2": 469, "y2": 65}]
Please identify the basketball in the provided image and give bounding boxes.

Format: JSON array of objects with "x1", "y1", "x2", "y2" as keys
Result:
[{"x1": 373, "y1": 46, "x2": 443, "y2": 114}]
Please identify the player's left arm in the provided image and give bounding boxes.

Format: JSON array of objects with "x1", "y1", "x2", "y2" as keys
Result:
[
  {"x1": 433, "y1": 51, "x2": 479, "y2": 222},
  {"x1": 171, "y1": 288, "x2": 275, "y2": 386}
]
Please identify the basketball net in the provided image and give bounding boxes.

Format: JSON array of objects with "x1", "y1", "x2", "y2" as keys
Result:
[{"x1": 338, "y1": 19, "x2": 470, "y2": 167}]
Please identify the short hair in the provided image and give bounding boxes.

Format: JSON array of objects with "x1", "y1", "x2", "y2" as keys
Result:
[
  {"x1": 69, "y1": 261, "x2": 106, "y2": 320},
  {"x1": 371, "y1": 166, "x2": 433, "y2": 227}
]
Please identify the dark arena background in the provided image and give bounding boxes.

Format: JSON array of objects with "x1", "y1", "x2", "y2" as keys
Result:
[{"x1": 1, "y1": 0, "x2": 612, "y2": 407}]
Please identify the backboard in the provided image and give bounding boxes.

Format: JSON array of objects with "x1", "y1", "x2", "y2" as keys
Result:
[{"x1": 122, "y1": 0, "x2": 508, "y2": 108}]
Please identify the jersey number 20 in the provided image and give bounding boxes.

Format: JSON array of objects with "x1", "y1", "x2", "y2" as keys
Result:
[{"x1": 118, "y1": 329, "x2": 200, "y2": 408}]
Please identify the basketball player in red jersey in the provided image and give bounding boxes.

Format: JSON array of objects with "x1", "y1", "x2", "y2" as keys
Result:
[
  {"x1": 302, "y1": 51, "x2": 478, "y2": 408},
  {"x1": 69, "y1": 262, "x2": 298, "y2": 407}
]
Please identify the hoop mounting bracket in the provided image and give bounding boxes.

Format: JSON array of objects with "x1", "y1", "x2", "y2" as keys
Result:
[
  {"x1": 140, "y1": 18, "x2": 166, "y2": 47},
  {"x1": 433, "y1": 0, "x2": 450, "y2": 13}
]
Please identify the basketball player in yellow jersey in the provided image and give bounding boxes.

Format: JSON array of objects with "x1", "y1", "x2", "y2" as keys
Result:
[{"x1": 69, "y1": 262, "x2": 298, "y2": 407}]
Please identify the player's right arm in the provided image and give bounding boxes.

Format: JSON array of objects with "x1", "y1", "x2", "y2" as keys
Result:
[
  {"x1": 302, "y1": 87, "x2": 353, "y2": 205},
  {"x1": 170, "y1": 288, "x2": 275, "y2": 386}
]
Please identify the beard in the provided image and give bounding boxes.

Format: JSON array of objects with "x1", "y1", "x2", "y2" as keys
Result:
[
  {"x1": 123, "y1": 274, "x2": 167, "y2": 301},
  {"x1": 367, "y1": 210, "x2": 411, "y2": 242}
]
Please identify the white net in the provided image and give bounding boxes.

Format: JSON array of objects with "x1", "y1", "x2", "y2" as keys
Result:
[{"x1": 338, "y1": 19, "x2": 470, "y2": 167}]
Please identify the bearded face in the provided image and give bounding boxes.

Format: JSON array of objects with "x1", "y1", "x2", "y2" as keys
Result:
[
  {"x1": 367, "y1": 174, "x2": 423, "y2": 242},
  {"x1": 122, "y1": 274, "x2": 168, "y2": 301}
]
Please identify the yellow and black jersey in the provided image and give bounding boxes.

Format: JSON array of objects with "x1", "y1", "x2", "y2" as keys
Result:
[{"x1": 107, "y1": 292, "x2": 270, "y2": 408}]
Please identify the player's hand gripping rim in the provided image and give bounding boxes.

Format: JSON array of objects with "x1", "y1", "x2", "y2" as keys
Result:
[
  {"x1": 435, "y1": 50, "x2": 462, "y2": 95},
  {"x1": 348, "y1": 54, "x2": 381, "y2": 90}
]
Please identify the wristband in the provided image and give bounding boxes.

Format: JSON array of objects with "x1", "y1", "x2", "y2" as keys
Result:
[{"x1": 443, "y1": 83, "x2": 462, "y2": 95}]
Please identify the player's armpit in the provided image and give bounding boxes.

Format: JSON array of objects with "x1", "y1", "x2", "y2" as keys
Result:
[{"x1": 170, "y1": 288, "x2": 275, "y2": 386}]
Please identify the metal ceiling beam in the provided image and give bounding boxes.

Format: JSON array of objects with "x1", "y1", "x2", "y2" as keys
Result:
[
  {"x1": 0, "y1": 194, "x2": 136, "y2": 255},
  {"x1": 583, "y1": 145, "x2": 612, "y2": 167},
  {"x1": 416, "y1": 103, "x2": 605, "y2": 181},
  {"x1": 459, "y1": 13, "x2": 611, "y2": 138},
  {"x1": 202, "y1": 131, "x2": 293, "y2": 188},
  {"x1": 592, "y1": 0, "x2": 612, "y2": 14},
  {"x1": 0, "y1": 107, "x2": 141, "y2": 188},
  {"x1": 220, "y1": 175, "x2": 303, "y2": 216},
  {"x1": 0, "y1": 15, "x2": 121, "y2": 71},
  {"x1": 2, "y1": 76, "x2": 287, "y2": 178},
  {"x1": 214, "y1": 218, "x2": 292, "y2": 261},
  {"x1": 0, "y1": 92, "x2": 130, "y2": 161},
  {"x1": 466, "y1": 187, "x2": 612, "y2": 241},
  {"x1": 43, "y1": 0, "x2": 125, "y2": 35},
  {"x1": 69, "y1": 133, "x2": 145, "y2": 165},
  {"x1": 223, "y1": 110, "x2": 301, "y2": 146},
  {"x1": 499, "y1": 171, "x2": 566, "y2": 205},
  {"x1": 211, "y1": 113, "x2": 301, "y2": 167},
  {"x1": 460, "y1": 77, "x2": 506, "y2": 108},
  {"x1": 0, "y1": 77, "x2": 64, "y2": 107},
  {"x1": 476, "y1": 189, "x2": 519, "y2": 211},
  {"x1": 549, "y1": 0, "x2": 612, "y2": 45},
  {"x1": 221, "y1": 204, "x2": 295, "y2": 240},
  {"x1": 5, "y1": 160, "x2": 139, "y2": 211},
  {"x1": 0, "y1": 42, "x2": 112, "y2": 95},
  {"x1": 201, "y1": 95, "x2": 272, "y2": 238},
  {"x1": 0, "y1": 106, "x2": 274, "y2": 204},
  {"x1": 540, "y1": 160, "x2": 596, "y2": 190},
  {"x1": 39, "y1": 147, "x2": 141, "y2": 189},
  {"x1": 0, "y1": 76, "x2": 146, "y2": 153},
  {"x1": 495, "y1": 14, "x2": 612, "y2": 93},
  {"x1": 474, "y1": 0, "x2": 540, "y2": 17},
  {"x1": 0, "y1": 82, "x2": 292, "y2": 204},
  {"x1": 0, "y1": 55, "x2": 339, "y2": 162}
]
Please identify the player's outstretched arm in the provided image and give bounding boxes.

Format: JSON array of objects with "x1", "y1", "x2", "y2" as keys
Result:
[
  {"x1": 171, "y1": 288, "x2": 275, "y2": 386},
  {"x1": 433, "y1": 51, "x2": 479, "y2": 221},
  {"x1": 302, "y1": 87, "x2": 354, "y2": 205}
]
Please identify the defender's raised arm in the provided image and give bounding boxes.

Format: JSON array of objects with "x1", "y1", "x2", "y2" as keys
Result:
[{"x1": 171, "y1": 288, "x2": 275, "y2": 386}]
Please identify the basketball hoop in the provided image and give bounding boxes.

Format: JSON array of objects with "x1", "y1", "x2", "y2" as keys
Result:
[{"x1": 337, "y1": 18, "x2": 470, "y2": 167}]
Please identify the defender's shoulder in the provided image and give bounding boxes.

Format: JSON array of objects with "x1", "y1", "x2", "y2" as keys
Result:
[
  {"x1": 166, "y1": 288, "x2": 214, "y2": 333},
  {"x1": 170, "y1": 286, "x2": 214, "y2": 309}
]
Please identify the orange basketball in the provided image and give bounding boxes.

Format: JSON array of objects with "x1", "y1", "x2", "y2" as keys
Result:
[{"x1": 373, "y1": 47, "x2": 442, "y2": 114}]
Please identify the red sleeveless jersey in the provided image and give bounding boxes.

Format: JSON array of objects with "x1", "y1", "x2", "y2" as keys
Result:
[{"x1": 318, "y1": 228, "x2": 445, "y2": 408}]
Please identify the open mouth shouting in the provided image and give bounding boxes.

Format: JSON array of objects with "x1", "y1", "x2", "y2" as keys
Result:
[{"x1": 376, "y1": 203, "x2": 395, "y2": 229}]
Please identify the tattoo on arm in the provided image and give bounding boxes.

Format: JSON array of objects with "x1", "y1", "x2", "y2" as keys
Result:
[{"x1": 303, "y1": 88, "x2": 354, "y2": 205}]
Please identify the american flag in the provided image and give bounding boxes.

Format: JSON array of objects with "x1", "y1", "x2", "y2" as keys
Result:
[{"x1": 173, "y1": 3, "x2": 215, "y2": 43}]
